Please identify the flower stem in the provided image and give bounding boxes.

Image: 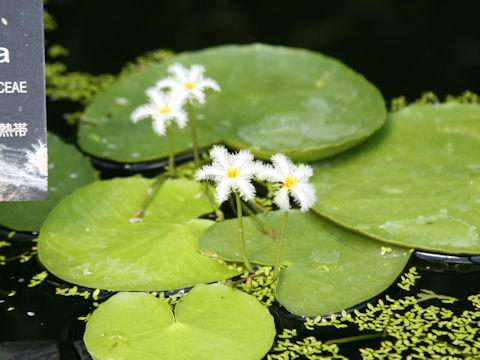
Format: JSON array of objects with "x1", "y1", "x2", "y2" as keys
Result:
[
  {"x1": 188, "y1": 102, "x2": 201, "y2": 167},
  {"x1": 241, "y1": 202, "x2": 279, "y2": 240},
  {"x1": 233, "y1": 272, "x2": 259, "y2": 286},
  {"x1": 235, "y1": 191, "x2": 253, "y2": 272},
  {"x1": 273, "y1": 211, "x2": 289, "y2": 280},
  {"x1": 248, "y1": 200, "x2": 270, "y2": 215},
  {"x1": 167, "y1": 125, "x2": 175, "y2": 177},
  {"x1": 129, "y1": 174, "x2": 167, "y2": 223},
  {"x1": 203, "y1": 183, "x2": 224, "y2": 221},
  {"x1": 229, "y1": 195, "x2": 237, "y2": 216}
]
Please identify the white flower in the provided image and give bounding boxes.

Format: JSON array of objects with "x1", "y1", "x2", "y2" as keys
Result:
[
  {"x1": 130, "y1": 88, "x2": 188, "y2": 135},
  {"x1": 26, "y1": 140, "x2": 48, "y2": 176},
  {"x1": 196, "y1": 145, "x2": 258, "y2": 203},
  {"x1": 154, "y1": 63, "x2": 220, "y2": 104},
  {"x1": 257, "y1": 154, "x2": 316, "y2": 212}
]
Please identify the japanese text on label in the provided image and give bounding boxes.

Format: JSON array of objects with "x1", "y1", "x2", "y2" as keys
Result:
[{"x1": 0, "y1": 122, "x2": 28, "y2": 137}]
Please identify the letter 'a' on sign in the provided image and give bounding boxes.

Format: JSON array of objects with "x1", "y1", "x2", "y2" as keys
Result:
[
  {"x1": 0, "y1": 0, "x2": 47, "y2": 201},
  {"x1": 0, "y1": 47, "x2": 10, "y2": 63}
]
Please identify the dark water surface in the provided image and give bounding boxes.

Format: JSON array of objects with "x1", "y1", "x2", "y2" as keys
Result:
[{"x1": 1, "y1": 237, "x2": 479, "y2": 360}]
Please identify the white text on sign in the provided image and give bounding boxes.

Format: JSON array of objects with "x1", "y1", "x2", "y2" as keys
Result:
[
  {"x1": 0, "y1": 122, "x2": 28, "y2": 137},
  {"x1": 0, "y1": 47, "x2": 10, "y2": 63},
  {"x1": 0, "y1": 81, "x2": 28, "y2": 93}
]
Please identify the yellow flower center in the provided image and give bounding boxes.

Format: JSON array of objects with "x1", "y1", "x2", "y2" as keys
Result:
[
  {"x1": 283, "y1": 177, "x2": 297, "y2": 189},
  {"x1": 159, "y1": 107, "x2": 170, "y2": 114},
  {"x1": 185, "y1": 82, "x2": 195, "y2": 90},
  {"x1": 226, "y1": 168, "x2": 239, "y2": 178}
]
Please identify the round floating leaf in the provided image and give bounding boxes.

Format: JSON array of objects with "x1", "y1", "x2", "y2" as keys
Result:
[
  {"x1": 0, "y1": 132, "x2": 98, "y2": 232},
  {"x1": 84, "y1": 284, "x2": 276, "y2": 360},
  {"x1": 38, "y1": 178, "x2": 238, "y2": 290},
  {"x1": 78, "y1": 44, "x2": 386, "y2": 163},
  {"x1": 199, "y1": 211, "x2": 411, "y2": 317},
  {"x1": 311, "y1": 103, "x2": 480, "y2": 254}
]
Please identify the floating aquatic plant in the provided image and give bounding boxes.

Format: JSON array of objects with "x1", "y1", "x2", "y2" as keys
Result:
[
  {"x1": 268, "y1": 267, "x2": 480, "y2": 360},
  {"x1": 83, "y1": 284, "x2": 276, "y2": 360},
  {"x1": 37, "y1": 177, "x2": 238, "y2": 291},
  {"x1": 199, "y1": 210, "x2": 411, "y2": 316},
  {"x1": 196, "y1": 145, "x2": 260, "y2": 271},
  {"x1": 257, "y1": 153, "x2": 316, "y2": 279},
  {"x1": 153, "y1": 62, "x2": 220, "y2": 166},
  {"x1": 131, "y1": 87, "x2": 188, "y2": 177},
  {"x1": 77, "y1": 44, "x2": 386, "y2": 163},
  {"x1": 310, "y1": 102, "x2": 480, "y2": 254}
]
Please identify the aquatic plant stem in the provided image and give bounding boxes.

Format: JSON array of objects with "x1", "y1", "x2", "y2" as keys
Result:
[
  {"x1": 241, "y1": 202, "x2": 279, "y2": 240},
  {"x1": 325, "y1": 333, "x2": 383, "y2": 345},
  {"x1": 235, "y1": 191, "x2": 253, "y2": 272},
  {"x1": 167, "y1": 125, "x2": 175, "y2": 177},
  {"x1": 129, "y1": 122, "x2": 176, "y2": 223},
  {"x1": 188, "y1": 102, "x2": 201, "y2": 167},
  {"x1": 229, "y1": 195, "x2": 237, "y2": 216},
  {"x1": 203, "y1": 183, "x2": 224, "y2": 221},
  {"x1": 273, "y1": 211, "x2": 289, "y2": 280},
  {"x1": 248, "y1": 200, "x2": 270, "y2": 214},
  {"x1": 129, "y1": 174, "x2": 168, "y2": 223}
]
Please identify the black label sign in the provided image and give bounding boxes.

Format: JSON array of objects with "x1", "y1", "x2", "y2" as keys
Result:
[{"x1": 0, "y1": 0, "x2": 47, "y2": 201}]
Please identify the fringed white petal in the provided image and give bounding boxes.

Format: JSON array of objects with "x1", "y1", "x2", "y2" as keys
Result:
[
  {"x1": 169, "y1": 88, "x2": 188, "y2": 108},
  {"x1": 256, "y1": 163, "x2": 285, "y2": 182},
  {"x1": 293, "y1": 164, "x2": 314, "y2": 182},
  {"x1": 198, "y1": 78, "x2": 221, "y2": 92},
  {"x1": 271, "y1": 153, "x2": 294, "y2": 178},
  {"x1": 233, "y1": 177, "x2": 256, "y2": 201},
  {"x1": 189, "y1": 64, "x2": 206, "y2": 82},
  {"x1": 209, "y1": 145, "x2": 231, "y2": 171},
  {"x1": 215, "y1": 178, "x2": 232, "y2": 203},
  {"x1": 145, "y1": 87, "x2": 167, "y2": 107},
  {"x1": 290, "y1": 183, "x2": 316, "y2": 212},
  {"x1": 240, "y1": 160, "x2": 263, "y2": 178},
  {"x1": 233, "y1": 150, "x2": 255, "y2": 172},
  {"x1": 154, "y1": 78, "x2": 178, "y2": 91},
  {"x1": 173, "y1": 110, "x2": 188, "y2": 128},
  {"x1": 151, "y1": 117, "x2": 168, "y2": 136},
  {"x1": 195, "y1": 164, "x2": 225, "y2": 181},
  {"x1": 131, "y1": 104, "x2": 154, "y2": 123},
  {"x1": 274, "y1": 187, "x2": 291, "y2": 211},
  {"x1": 189, "y1": 89, "x2": 206, "y2": 104},
  {"x1": 168, "y1": 63, "x2": 188, "y2": 82}
]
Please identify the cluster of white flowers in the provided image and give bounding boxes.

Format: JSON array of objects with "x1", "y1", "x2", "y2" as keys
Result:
[
  {"x1": 130, "y1": 63, "x2": 220, "y2": 135},
  {"x1": 196, "y1": 145, "x2": 316, "y2": 212}
]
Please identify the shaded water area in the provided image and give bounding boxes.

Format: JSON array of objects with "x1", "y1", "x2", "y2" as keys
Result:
[
  {"x1": 46, "y1": 0, "x2": 480, "y2": 105},
  {"x1": 0, "y1": 236, "x2": 479, "y2": 359}
]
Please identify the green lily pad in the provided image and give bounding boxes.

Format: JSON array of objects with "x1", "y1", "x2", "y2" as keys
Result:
[
  {"x1": 311, "y1": 103, "x2": 480, "y2": 254},
  {"x1": 199, "y1": 211, "x2": 411, "y2": 317},
  {"x1": 0, "y1": 132, "x2": 98, "y2": 232},
  {"x1": 78, "y1": 44, "x2": 386, "y2": 163},
  {"x1": 84, "y1": 284, "x2": 275, "y2": 360},
  {"x1": 38, "y1": 177, "x2": 238, "y2": 290}
]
